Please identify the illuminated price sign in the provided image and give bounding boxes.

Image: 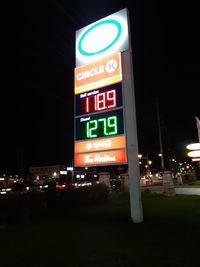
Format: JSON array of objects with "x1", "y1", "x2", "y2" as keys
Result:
[
  {"x1": 76, "y1": 109, "x2": 124, "y2": 141},
  {"x1": 76, "y1": 83, "x2": 122, "y2": 116},
  {"x1": 74, "y1": 9, "x2": 129, "y2": 166}
]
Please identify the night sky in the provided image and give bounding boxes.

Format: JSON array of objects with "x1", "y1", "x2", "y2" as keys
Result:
[{"x1": 2, "y1": 0, "x2": 200, "y2": 174}]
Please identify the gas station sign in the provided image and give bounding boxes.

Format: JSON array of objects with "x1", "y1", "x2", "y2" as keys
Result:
[
  {"x1": 73, "y1": 8, "x2": 143, "y2": 222},
  {"x1": 74, "y1": 9, "x2": 129, "y2": 167}
]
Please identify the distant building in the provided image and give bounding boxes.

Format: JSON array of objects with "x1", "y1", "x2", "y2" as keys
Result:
[
  {"x1": 29, "y1": 165, "x2": 68, "y2": 180},
  {"x1": 29, "y1": 165, "x2": 99, "y2": 186}
]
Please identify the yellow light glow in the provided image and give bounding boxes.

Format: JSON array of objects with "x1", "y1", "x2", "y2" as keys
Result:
[
  {"x1": 187, "y1": 150, "x2": 200, "y2": 157},
  {"x1": 186, "y1": 143, "x2": 200, "y2": 150}
]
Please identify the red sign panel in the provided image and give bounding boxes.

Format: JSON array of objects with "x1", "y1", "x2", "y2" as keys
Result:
[{"x1": 75, "y1": 149, "x2": 127, "y2": 167}]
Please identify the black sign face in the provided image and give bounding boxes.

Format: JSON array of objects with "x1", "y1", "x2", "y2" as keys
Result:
[
  {"x1": 75, "y1": 83, "x2": 123, "y2": 116},
  {"x1": 75, "y1": 108, "x2": 124, "y2": 141}
]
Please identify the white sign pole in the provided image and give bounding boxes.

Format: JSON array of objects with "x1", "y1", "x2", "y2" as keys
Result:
[
  {"x1": 122, "y1": 50, "x2": 143, "y2": 223},
  {"x1": 122, "y1": 9, "x2": 143, "y2": 223},
  {"x1": 122, "y1": 9, "x2": 143, "y2": 222}
]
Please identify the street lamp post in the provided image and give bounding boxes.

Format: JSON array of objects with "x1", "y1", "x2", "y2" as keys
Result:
[
  {"x1": 147, "y1": 160, "x2": 152, "y2": 175},
  {"x1": 156, "y1": 99, "x2": 165, "y2": 170},
  {"x1": 138, "y1": 154, "x2": 152, "y2": 176}
]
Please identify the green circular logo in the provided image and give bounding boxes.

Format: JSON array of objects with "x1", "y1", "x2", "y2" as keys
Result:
[{"x1": 78, "y1": 19, "x2": 122, "y2": 56}]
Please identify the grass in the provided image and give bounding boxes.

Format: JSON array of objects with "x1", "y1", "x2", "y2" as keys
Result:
[{"x1": 0, "y1": 191, "x2": 200, "y2": 267}]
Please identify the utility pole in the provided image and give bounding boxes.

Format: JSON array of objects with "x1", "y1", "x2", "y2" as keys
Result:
[
  {"x1": 156, "y1": 98, "x2": 164, "y2": 170},
  {"x1": 20, "y1": 151, "x2": 24, "y2": 179}
]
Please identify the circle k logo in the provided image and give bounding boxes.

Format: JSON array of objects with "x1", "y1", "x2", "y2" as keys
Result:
[
  {"x1": 78, "y1": 19, "x2": 122, "y2": 57},
  {"x1": 105, "y1": 59, "x2": 118, "y2": 73}
]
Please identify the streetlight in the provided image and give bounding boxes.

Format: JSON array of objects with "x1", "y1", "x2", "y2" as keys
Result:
[
  {"x1": 138, "y1": 154, "x2": 142, "y2": 165},
  {"x1": 138, "y1": 154, "x2": 152, "y2": 175},
  {"x1": 53, "y1": 172, "x2": 57, "y2": 178}
]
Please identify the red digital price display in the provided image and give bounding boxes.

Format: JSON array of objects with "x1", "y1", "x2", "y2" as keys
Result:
[
  {"x1": 76, "y1": 83, "x2": 122, "y2": 116},
  {"x1": 85, "y1": 89, "x2": 116, "y2": 112}
]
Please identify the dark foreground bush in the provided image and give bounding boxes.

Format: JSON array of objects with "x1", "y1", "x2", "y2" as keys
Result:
[
  {"x1": 0, "y1": 184, "x2": 110, "y2": 223},
  {"x1": 77, "y1": 183, "x2": 110, "y2": 206},
  {"x1": 45, "y1": 183, "x2": 110, "y2": 216},
  {"x1": 182, "y1": 173, "x2": 197, "y2": 184},
  {"x1": 45, "y1": 187, "x2": 79, "y2": 216}
]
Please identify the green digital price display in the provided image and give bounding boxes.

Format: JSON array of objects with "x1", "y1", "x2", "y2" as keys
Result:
[
  {"x1": 76, "y1": 109, "x2": 124, "y2": 140},
  {"x1": 87, "y1": 116, "x2": 117, "y2": 138}
]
